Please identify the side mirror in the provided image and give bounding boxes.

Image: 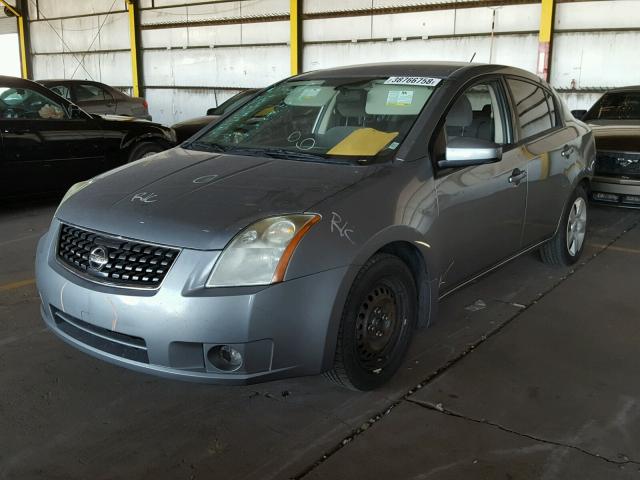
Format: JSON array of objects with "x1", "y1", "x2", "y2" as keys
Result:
[
  {"x1": 571, "y1": 109, "x2": 587, "y2": 120},
  {"x1": 206, "y1": 107, "x2": 217, "y2": 116},
  {"x1": 438, "y1": 136, "x2": 502, "y2": 169}
]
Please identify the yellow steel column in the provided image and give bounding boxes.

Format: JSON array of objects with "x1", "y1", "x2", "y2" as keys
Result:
[
  {"x1": 537, "y1": 0, "x2": 555, "y2": 81},
  {"x1": 290, "y1": 0, "x2": 301, "y2": 75},
  {"x1": 1, "y1": 0, "x2": 29, "y2": 78},
  {"x1": 127, "y1": 0, "x2": 141, "y2": 97}
]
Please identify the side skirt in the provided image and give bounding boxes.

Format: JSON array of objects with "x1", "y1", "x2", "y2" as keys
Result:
[{"x1": 437, "y1": 237, "x2": 552, "y2": 301}]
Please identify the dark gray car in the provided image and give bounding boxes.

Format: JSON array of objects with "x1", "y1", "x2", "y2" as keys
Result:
[
  {"x1": 38, "y1": 79, "x2": 152, "y2": 120},
  {"x1": 35, "y1": 62, "x2": 594, "y2": 390}
]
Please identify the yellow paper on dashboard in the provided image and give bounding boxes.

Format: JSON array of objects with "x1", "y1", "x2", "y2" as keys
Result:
[{"x1": 327, "y1": 128, "x2": 398, "y2": 156}]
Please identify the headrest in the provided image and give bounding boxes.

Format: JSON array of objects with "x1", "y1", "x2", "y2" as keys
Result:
[
  {"x1": 446, "y1": 95, "x2": 473, "y2": 127},
  {"x1": 336, "y1": 90, "x2": 366, "y2": 117}
]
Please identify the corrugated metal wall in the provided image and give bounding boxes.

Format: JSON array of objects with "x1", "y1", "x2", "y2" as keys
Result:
[{"x1": 26, "y1": 0, "x2": 640, "y2": 125}]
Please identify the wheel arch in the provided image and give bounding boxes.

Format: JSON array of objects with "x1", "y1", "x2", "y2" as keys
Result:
[
  {"x1": 551, "y1": 173, "x2": 591, "y2": 238},
  {"x1": 121, "y1": 131, "x2": 173, "y2": 153},
  {"x1": 320, "y1": 226, "x2": 439, "y2": 372}
]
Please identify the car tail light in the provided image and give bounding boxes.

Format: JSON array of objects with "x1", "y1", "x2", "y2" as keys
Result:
[{"x1": 142, "y1": 99, "x2": 148, "y2": 111}]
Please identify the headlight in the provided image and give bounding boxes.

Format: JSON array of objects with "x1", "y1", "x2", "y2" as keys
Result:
[
  {"x1": 55, "y1": 179, "x2": 93, "y2": 216},
  {"x1": 206, "y1": 214, "x2": 321, "y2": 287}
]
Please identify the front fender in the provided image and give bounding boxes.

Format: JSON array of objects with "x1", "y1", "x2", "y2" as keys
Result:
[{"x1": 313, "y1": 225, "x2": 439, "y2": 372}]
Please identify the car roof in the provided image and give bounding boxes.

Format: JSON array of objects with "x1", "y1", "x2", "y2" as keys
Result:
[
  {"x1": 37, "y1": 79, "x2": 104, "y2": 85},
  {"x1": 602, "y1": 86, "x2": 640, "y2": 93},
  {"x1": 294, "y1": 61, "x2": 543, "y2": 83}
]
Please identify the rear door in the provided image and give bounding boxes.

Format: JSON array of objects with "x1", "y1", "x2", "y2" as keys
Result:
[
  {"x1": 505, "y1": 77, "x2": 580, "y2": 246},
  {"x1": 431, "y1": 78, "x2": 529, "y2": 289},
  {"x1": 72, "y1": 82, "x2": 117, "y2": 115},
  {"x1": 0, "y1": 80, "x2": 106, "y2": 196}
]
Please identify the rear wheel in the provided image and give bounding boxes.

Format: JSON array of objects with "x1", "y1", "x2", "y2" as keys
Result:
[
  {"x1": 539, "y1": 185, "x2": 588, "y2": 266},
  {"x1": 326, "y1": 253, "x2": 417, "y2": 391},
  {"x1": 128, "y1": 142, "x2": 164, "y2": 163}
]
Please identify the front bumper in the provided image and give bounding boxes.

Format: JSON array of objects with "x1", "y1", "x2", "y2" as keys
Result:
[
  {"x1": 590, "y1": 175, "x2": 640, "y2": 208},
  {"x1": 36, "y1": 221, "x2": 349, "y2": 384}
]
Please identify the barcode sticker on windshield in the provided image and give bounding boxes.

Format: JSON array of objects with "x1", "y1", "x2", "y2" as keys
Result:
[{"x1": 384, "y1": 76, "x2": 441, "y2": 87}]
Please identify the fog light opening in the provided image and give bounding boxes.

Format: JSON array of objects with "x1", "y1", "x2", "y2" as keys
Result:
[
  {"x1": 207, "y1": 345, "x2": 243, "y2": 372},
  {"x1": 592, "y1": 192, "x2": 620, "y2": 203}
]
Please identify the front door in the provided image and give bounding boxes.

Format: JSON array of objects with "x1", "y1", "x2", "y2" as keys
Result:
[
  {"x1": 430, "y1": 79, "x2": 528, "y2": 290},
  {"x1": 0, "y1": 80, "x2": 105, "y2": 196}
]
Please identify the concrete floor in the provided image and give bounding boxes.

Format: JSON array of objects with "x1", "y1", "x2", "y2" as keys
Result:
[{"x1": 1, "y1": 198, "x2": 640, "y2": 480}]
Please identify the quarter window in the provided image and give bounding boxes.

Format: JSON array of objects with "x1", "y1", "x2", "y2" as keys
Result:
[
  {"x1": 545, "y1": 91, "x2": 557, "y2": 128},
  {"x1": 75, "y1": 84, "x2": 112, "y2": 103},
  {"x1": 507, "y1": 78, "x2": 555, "y2": 139}
]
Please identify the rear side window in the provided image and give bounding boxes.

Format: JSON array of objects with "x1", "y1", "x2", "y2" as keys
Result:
[
  {"x1": 75, "y1": 84, "x2": 112, "y2": 102},
  {"x1": 507, "y1": 78, "x2": 556, "y2": 140}
]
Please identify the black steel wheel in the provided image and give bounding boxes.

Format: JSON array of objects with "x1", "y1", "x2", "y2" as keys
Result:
[{"x1": 326, "y1": 253, "x2": 417, "y2": 391}]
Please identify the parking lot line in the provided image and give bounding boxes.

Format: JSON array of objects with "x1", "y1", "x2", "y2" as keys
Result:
[
  {"x1": 587, "y1": 243, "x2": 640, "y2": 255},
  {"x1": 0, "y1": 278, "x2": 36, "y2": 292}
]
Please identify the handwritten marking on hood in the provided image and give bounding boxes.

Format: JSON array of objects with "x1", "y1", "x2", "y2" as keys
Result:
[
  {"x1": 330, "y1": 212, "x2": 355, "y2": 244},
  {"x1": 131, "y1": 192, "x2": 159, "y2": 203},
  {"x1": 193, "y1": 174, "x2": 219, "y2": 184}
]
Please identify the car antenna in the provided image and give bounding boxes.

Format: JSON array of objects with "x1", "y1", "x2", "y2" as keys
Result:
[{"x1": 469, "y1": 52, "x2": 477, "y2": 63}]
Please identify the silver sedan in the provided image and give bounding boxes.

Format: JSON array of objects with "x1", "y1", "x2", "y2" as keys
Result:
[{"x1": 36, "y1": 62, "x2": 594, "y2": 390}]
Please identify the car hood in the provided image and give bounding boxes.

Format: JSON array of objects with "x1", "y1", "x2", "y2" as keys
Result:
[
  {"x1": 172, "y1": 115, "x2": 219, "y2": 129},
  {"x1": 56, "y1": 147, "x2": 373, "y2": 250},
  {"x1": 94, "y1": 113, "x2": 160, "y2": 126},
  {"x1": 591, "y1": 124, "x2": 640, "y2": 152}
]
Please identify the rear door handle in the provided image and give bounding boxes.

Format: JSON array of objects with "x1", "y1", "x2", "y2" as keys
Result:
[
  {"x1": 561, "y1": 145, "x2": 574, "y2": 158},
  {"x1": 509, "y1": 168, "x2": 527, "y2": 185}
]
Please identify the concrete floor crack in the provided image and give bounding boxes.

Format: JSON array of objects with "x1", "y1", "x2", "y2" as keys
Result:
[
  {"x1": 291, "y1": 219, "x2": 640, "y2": 479},
  {"x1": 405, "y1": 397, "x2": 640, "y2": 467}
]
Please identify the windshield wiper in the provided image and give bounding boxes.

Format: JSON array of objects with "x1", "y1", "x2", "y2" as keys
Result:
[
  {"x1": 184, "y1": 141, "x2": 228, "y2": 153},
  {"x1": 227, "y1": 146, "x2": 351, "y2": 164}
]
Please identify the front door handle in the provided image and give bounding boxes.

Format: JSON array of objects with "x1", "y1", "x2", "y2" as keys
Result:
[{"x1": 509, "y1": 168, "x2": 527, "y2": 186}]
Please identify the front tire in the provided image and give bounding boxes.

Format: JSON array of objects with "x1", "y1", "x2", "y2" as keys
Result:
[
  {"x1": 539, "y1": 185, "x2": 588, "y2": 266},
  {"x1": 326, "y1": 253, "x2": 417, "y2": 391},
  {"x1": 128, "y1": 142, "x2": 165, "y2": 163}
]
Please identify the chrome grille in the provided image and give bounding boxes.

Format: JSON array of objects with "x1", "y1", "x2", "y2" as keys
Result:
[
  {"x1": 57, "y1": 224, "x2": 179, "y2": 288},
  {"x1": 595, "y1": 151, "x2": 640, "y2": 178}
]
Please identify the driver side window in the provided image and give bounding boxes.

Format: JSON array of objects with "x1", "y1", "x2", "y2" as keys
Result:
[
  {"x1": 432, "y1": 81, "x2": 510, "y2": 167},
  {"x1": 0, "y1": 86, "x2": 68, "y2": 120},
  {"x1": 445, "y1": 83, "x2": 508, "y2": 146}
]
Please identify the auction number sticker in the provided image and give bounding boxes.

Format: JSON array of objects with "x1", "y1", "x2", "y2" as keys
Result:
[{"x1": 384, "y1": 76, "x2": 442, "y2": 86}]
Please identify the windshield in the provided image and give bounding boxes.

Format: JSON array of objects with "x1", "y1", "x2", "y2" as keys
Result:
[
  {"x1": 210, "y1": 90, "x2": 256, "y2": 116},
  {"x1": 583, "y1": 91, "x2": 640, "y2": 121},
  {"x1": 188, "y1": 76, "x2": 440, "y2": 163}
]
